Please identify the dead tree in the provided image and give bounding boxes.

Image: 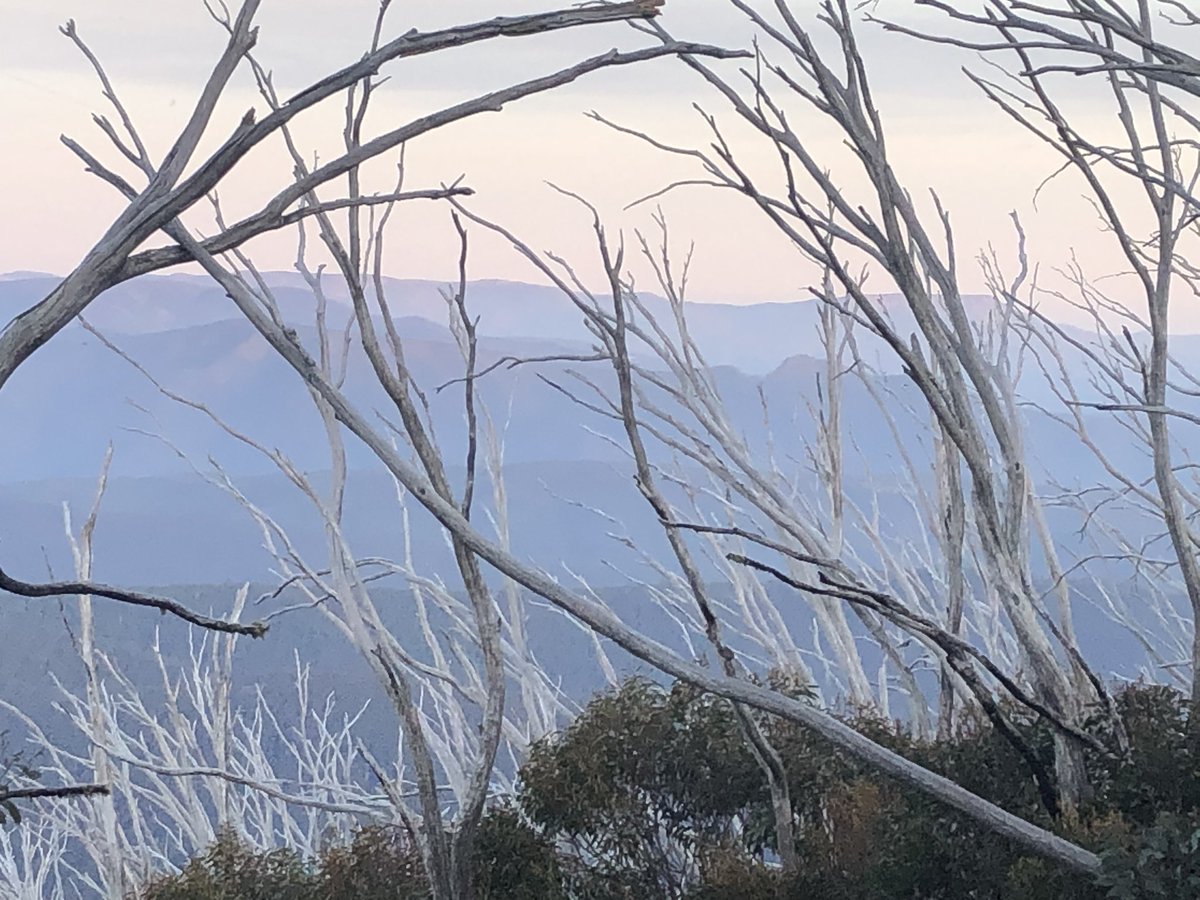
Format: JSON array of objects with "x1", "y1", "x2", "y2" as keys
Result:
[
  {"x1": 0, "y1": 0, "x2": 1129, "y2": 883},
  {"x1": 0, "y1": 2, "x2": 740, "y2": 897},
  {"x1": 880, "y1": 0, "x2": 1200, "y2": 716},
  {"x1": 603, "y1": 0, "x2": 1114, "y2": 813}
]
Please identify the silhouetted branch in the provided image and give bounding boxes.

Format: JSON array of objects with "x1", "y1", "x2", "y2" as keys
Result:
[
  {"x1": 0, "y1": 784, "x2": 109, "y2": 802},
  {"x1": 0, "y1": 567, "x2": 267, "y2": 637}
]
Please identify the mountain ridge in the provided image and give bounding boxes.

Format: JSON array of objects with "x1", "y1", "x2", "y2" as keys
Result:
[{"x1": 0, "y1": 270, "x2": 1038, "y2": 376}]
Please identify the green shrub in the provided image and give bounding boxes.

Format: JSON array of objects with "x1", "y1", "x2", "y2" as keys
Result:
[
  {"x1": 136, "y1": 680, "x2": 1200, "y2": 900},
  {"x1": 1098, "y1": 812, "x2": 1200, "y2": 899},
  {"x1": 318, "y1": 826, "x2": 427, "y2": 899},
  {"x1": 473, "y1": 803, "x2": 563, "y2": 899},
  {"x1": 138, "y1": 830, "x2": 314, "y2": 900}
]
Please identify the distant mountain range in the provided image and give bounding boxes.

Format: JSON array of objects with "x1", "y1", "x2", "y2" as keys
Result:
[
  {"x1": 0, "y1": 269, "x2": 1188, "y2": 690},
  {"x1": 0, "y1": 269, "x2": 1006, "y2": 375},
  {"x1": 0, "y1": 269, "x2": 1168, "y2": 562}
]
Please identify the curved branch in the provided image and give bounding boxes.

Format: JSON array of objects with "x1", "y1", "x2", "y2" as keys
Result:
[{"x1": 0, "y1": 567, "x2": 267, "y2": 637}]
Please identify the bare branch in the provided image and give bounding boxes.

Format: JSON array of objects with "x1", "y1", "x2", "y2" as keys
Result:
[{"x1": 0, "y1": 568, "x2": 266, "y2": 637}]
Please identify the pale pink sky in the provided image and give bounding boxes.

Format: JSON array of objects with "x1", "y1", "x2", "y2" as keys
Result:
[{"x1": 0, "y1": 1, "x2": 1160, "y2": 322}]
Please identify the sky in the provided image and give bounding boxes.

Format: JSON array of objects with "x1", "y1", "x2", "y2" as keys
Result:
[{"x1": 0, "y1": 0, "x2": 1176, "y2": 319}]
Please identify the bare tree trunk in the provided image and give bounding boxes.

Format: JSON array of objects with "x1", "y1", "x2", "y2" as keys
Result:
[
  {"x1": 68, "y1": 451, "x2": 127, "y2": 899},
  {"x1": 936, "y1": 423, "x2": 966, "y2": 741}
]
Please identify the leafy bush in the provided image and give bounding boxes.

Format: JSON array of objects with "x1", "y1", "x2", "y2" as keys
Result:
[
  {"x1": 137, "y1": 679, "x2": 1200, "y2": 899},
  {"x1": 138, "y1": 830, "x2": 314, "y2": 900},
  {"x1": 472, "y1": 803, "x2": 563, "y2": 899},
  {"x1": 1098, "y1": 812, "x2": 1200, "y2": 899},
  {"x1": 318, "y1": 826, "x2": 426, "y2": 899},
  {"x1": 135, "y1": 811, "x2": 560, "y2": 900},
  {"x1": 519, "y1": 677, "x2": 763, "y2": 897}
]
